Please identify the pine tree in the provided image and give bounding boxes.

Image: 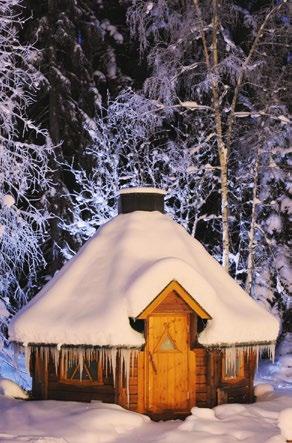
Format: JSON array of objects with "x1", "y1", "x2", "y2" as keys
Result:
[{"x1": 22, "y1": 0, "x2": 138, "y2": 272}]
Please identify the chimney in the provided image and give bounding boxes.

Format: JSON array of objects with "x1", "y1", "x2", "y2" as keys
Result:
[{"x1": 118, "y1": 187, "x2": 166, "y2": 214}]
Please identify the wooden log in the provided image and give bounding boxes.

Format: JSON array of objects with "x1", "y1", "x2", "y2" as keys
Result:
[
  {"x1": 48, "y1": 390, "x2": 115, "y2": 403},
  {"x1": 217, "y1": 388, "x2": 228, "y2": 405},
  {"x1": 189, "y1": 313, "x2": 197, "y2": 348},
  {"x1": 196, "y1": 384, "x2": 207, "y2": 394},
  {"x1": 196, "y1": 374, "x2": 207, "y2": 384},
  {"x1": 196, "y1": 366, "x2": 207, "y2": 375},
  {"x1": 50, "y1": 385, "x2": 112, "y2": 394},
  {"x1": 248, "y1": 351, "x2": 257, "y2": 402},
  {"x1": 31, "y1": 351, "x2": 49, "y2": 400},
  {"x1": 206, "y1": 350, "x2": 216, "y2": 407},
  {"x1": 196, "y1": 392, "x2": 208, "y2": 400},
  {"x1": 189, "y1": 350, "x2": 196, "y2": 408},
  {"x1": 137, "y1": 351, "x2": 145, "y2": 413}
]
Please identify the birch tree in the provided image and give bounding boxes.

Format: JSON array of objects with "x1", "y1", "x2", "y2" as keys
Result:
[
  {"x1": 128, "y1": 0, "x2": 289, "y2": 272},
  {"x1": 64, "y1": 0, "x2": 290, "y2": 321},
  {"x1": 230, "y1": 105, "x2": 291, "y2": 315}
]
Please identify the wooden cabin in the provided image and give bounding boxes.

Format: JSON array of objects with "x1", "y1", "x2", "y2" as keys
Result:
[{"x1": 9, "y1": 188, "x2": 279, "y2": 419}]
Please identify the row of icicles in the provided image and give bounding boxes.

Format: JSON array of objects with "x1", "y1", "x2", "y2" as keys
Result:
[
  {"x1": 13, "y1": 344, "x2": 139, "y2": 405},
  {"x1": 12, "y1": 342, "x2": 276, "y2": 403},
  {"x1": 223, "y1": 343, "x2": 275, "y2": 374}
]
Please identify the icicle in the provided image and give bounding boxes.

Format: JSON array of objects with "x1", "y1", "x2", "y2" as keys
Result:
[
  {"x1": 60, "y1": 348, "x2": 63, "y2": 375},
  {"x1": 256, "y1": 343, "x2": 276, "y2": 365},
  {"x1": 95, "y1": 348, "x2": 100, "y2": 379},
  {"x1": 130, "y1": 349, "x2": 138, "y2": 377},
  {"x1": 102, "y1": 348, "x2": 106, "y2": 379},
  {"x1": 224, "y1": 346, "x2": 237, "y2": 377},
  {"x1": 68, "y1": 347, "x2": 73, "y2": 366},
  {"x1": 79, "y1": 348, "x2": 84, "y2": 381},
  {"x1": 52, "y1": 347, "x2": 60, "y2": 374},
  {"x1": 85, "y1": 347, "x2": 91, "y2": 363},
  {"x1": 265, "y1": 343, "x2": 275, "y2": 363},
  {"x1": 223, "y1": 342, "x2": 276, "y2": 376},
  {"x1": 256, "y1": 345, "x2": 260, "y2": 369},
  {"x1": 40, "y1": 345, "x2": 43, "y2": 365},
  {"x1": 99, "y1": 348, "x2": 102, "y2": 370},
  {"x1": 109, "y1": 348, "x2": 117, "y2": 387},
  {"x1": 24, "y1": 344, "x2": 31, "y2": 373},
  {"x1": 105, "y1": 348, "x2": 108, "y2": 378},
  {"x1": 120, "y1": 349, "x2": 132, "y2": 405},
  {"x1": 39, "y1": 345, "x2": 49, "y2": 375},
  {"x1": 64, "y1": 348, "x2": 68, "y2": 375},
  {"x1": 98, "y1": 349, "x2": 101, "y2": 375}
]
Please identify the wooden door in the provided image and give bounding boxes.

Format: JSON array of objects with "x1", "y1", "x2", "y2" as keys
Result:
[{"x1": 146, "y1": 314, "x2": 191, "y2": 413}]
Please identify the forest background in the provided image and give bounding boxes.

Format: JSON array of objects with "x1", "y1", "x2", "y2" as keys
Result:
[{"x1": 0, "y1": 0, "x2": 291, "y2": 362}]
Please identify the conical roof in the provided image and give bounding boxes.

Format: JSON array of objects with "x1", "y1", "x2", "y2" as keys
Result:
[{"x1": 9, "y1": 211, "x2": 279, "y2": 347}]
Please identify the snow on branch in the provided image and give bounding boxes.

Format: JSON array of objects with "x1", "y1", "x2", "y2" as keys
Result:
[{"x1": 0, "y1": 0, "x2": 53, "y2": 314}]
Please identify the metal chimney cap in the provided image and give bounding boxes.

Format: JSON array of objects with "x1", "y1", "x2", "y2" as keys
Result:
[
  {"x1": 118, "y1": 187, "x2": 166, "y2": 214},
  {"x1": 119, "y1": 187, "x2": 166, "y2": 196}
]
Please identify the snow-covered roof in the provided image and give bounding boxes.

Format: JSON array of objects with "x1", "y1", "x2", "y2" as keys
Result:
[{"x1": 9, "y1": 211, "x2": 279, "y2": 347}]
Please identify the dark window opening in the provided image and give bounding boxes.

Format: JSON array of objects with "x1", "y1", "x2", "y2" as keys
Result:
[
  {"x1": 129, "y1": 317, "x2": 145, "y2": 333},
  {"x1": 197, "y1": 317, "x2": 208, "y2": 334}
]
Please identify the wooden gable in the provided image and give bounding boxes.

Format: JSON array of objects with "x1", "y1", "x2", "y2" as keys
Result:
[{"x1": 137, "y1": 280, "x2": 211, "y2": 319}]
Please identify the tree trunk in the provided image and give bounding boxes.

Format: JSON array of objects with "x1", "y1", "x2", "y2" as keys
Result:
[
  {"x1": 193, "y1": 0, "x2": 230, "y2": 271},
  {"x1": 46, "y1": 0, "x2": 65, "y2": 275},
  {"x1": 245, "y1": 148, "x2": 260, "y2": 294},
  {"x1": 218, "y1": 148, "x2": 229, "y2": 270}
]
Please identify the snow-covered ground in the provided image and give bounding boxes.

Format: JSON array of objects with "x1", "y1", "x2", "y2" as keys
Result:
[
  {"x1": 0, "y1": 334, "x2": 291, "y2": 443},
  {"x1": 0, "y1": 386, "x2": 291, "y2": 443}
]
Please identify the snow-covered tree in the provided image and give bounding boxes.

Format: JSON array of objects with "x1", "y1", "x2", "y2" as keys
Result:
[
  {"x1": 66, "y1": 0, "x2": 290, "y2": 320},
  {"x1": 0, "y1": 0, "x2": 53, "y2": 362},
  {"x1": 127, "y1": 0, "x2": 289, "y2": 271},
  {"x1": 62, "y1": 89, "x2": 218, "y2": 253},
  {"x1": 125, "y1": 0, "x2": 291, "y2": 318},
  {"x1": 231, "y1": 111, "x2": 291, "y2": 319},
  {"x1": 22, "y1": 0, "x2": 140, "y2": 272}
]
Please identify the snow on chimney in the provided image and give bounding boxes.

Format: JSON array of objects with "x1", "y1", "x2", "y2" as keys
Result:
[{"x1": 118, "y1": 187, "x2": 166, "y2": 214}]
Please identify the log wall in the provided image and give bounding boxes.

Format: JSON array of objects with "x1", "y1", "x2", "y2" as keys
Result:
[
  {"x1": 216, "y1": 350, "x2": 256, "y2": 405},
  {"x1": 206, "y1": 349, "x2": 256, "y2": 407},
  {"x1": 116, "y1": 352, "x2": 139, "y2": 411},
  {"x1": 194, "y1": 347, "x2": 209, "y2": 407},
  {"x1": 31, "y1": 352, "x2": 115, "y2": 403},
  {"x1": 30, "y1": 346, "x2": 256, "y2": 410}
]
